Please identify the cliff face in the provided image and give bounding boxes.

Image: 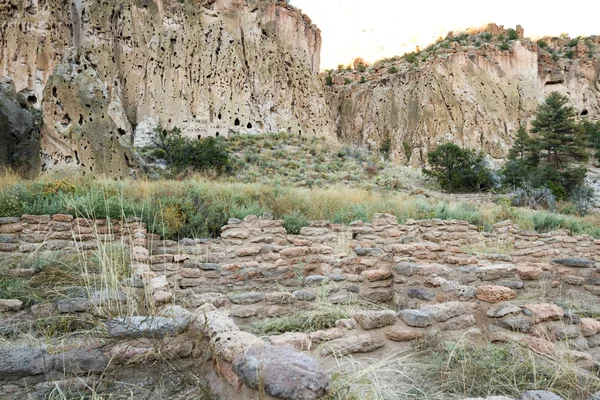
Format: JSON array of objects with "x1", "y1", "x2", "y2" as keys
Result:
[
  {"x1": 326, "y1": 27, "x2": 600, "y2": 166},
  {"x1": 0, "y1": 0, "x2": 333, "y2": 176}
]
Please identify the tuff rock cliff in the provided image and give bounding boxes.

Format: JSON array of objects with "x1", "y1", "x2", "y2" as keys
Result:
[
  {"x1": 0, "y1": 0, "x2": 333, "y2": 176},
  {"x1": 326, "y1": 25, "x2": 600, "y2": 166}
]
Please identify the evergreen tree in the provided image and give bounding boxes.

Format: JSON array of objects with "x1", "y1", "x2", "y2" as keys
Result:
[{"x1": 530, "y1": 92, "x2": 588, "y2": 170}]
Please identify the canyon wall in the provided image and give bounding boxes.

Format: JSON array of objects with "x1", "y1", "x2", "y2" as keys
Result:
[
  {"x1": 326, "y1": 28, "x2": 600, "y2": 166},
  {"x1": 0, "y1": 0, "x2": 333, "y2": 176}
]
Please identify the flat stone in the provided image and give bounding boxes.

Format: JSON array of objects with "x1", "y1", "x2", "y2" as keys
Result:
[
  {"x1": 305, "y1": 275, "x2": 328, "y2": 285},
  {"x1": 552, "y1": 258, "x2": 595, "y2": 268},
  {"x1": 407, "y1": 288, "x2": 435, "y2": 301},
  {"x1": 441, "y1": 314, "x2": 476, "y2": 331},
  {"x1": 487, "y1": 304, "x2": 522, "y2": 318},
  {"x1": 56, "y1": 298, "x2": 90, "y2": 313},
  {"x1": 230, "y1": 306, "x2": 258, "y2": 318},
  {"x1": 516, "y1": 266, "x2": 542, "y2": 280},
  {"x1": 309, "y1": 328, "x2": 344, "y2": 343},
  {"x1": 0, "y1": 347, "x2": 52, "y2": 379},
  {"x1": 269, "y1": 332, "x2": 311, "y2": 351},
  {"x1": 421, "y1": 301, "x2": 476, "y2": 322},
  {"x1": 293, "y1": 290, "x2": 317, "y2": 301},
  {"x1": 53, "y1": 346, "x2": 107, "y2": 374},
  {"x1": 398, "y1": 309, "x2": 433, "y2": 327},
  {"x1": 361, "y1": 269, "x2": 393, "y2": 282},
  {"x1": 105, "y1": 316, "x2": 189, "y2": 338},
  {"x1": 520, "y1": 391, "x2": 563, "y2": 400},
  {"x1": 496, "y1": 318, "x2": 533, "y2": 333},
  {"x1": 265, "y1": 292, "x2": 296, "y2": 305},
  {"x1": 188, "y1": 293, "x2": 227, "y2": 308},
  {"x1": 476, "y1": 285, "x2": 516, "y2": 303},
  {"x1": 0, "y1": 299, "x2": 23, "y2": 312},
  {"x1": 495, "y1": 280, "x2": 524, "y2": 290},
  {"x1": 522, "y1": 304, "x2": 564, "y2": 324},
  {"x1": 385, "y1": 328, "x2": 425, "y2": 342},
  {"x1": 211, "y1": 331, "x2": 261, "y2": 362},
  {"x1": 320, "y1": 333, "x2": 385, "y2": 356},
  {"x1": 352, "y1": 310, "x2": 397, "y2": 330},
  {"x1": 228, "y1": 291, "x2": 264, "y2": 305},
  {"x1": 153, "y1": 290, "x2": 173, "y2": 304},
  {"x1": 361, "y1": 289, "x2": 393, "y2": 303},
  {"x1": 554, "y1": 325, "x2": 581, "y2": 341},
  {"x1": 191, "y1": 306, "x2": 239, "y2": 338},
  {"x1": 233, "y1": 345, "x2": 329, "y2": 400}
]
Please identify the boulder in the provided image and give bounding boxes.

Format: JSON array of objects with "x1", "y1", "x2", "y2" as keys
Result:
[
  {"x1": 293, "y1": 290, "x2": 317, "y2": 301},
  {"x1": 233, "y1": 345, "x2": 329, "y2": 400},
  {"x1": 0, "y1": 299, "x2": 23, "y2": 312}
]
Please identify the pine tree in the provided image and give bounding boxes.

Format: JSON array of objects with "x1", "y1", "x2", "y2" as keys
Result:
[
  {"x1": 508, "y1": 124, "x2": 537, "y2": 164},
  {"x1": 530, "y1": 92, "x2": 588, "y2": 170}
]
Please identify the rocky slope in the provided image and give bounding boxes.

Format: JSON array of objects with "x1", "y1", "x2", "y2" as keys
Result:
[
  {"x1": 326, "y1": 25, "x2": 600, "y2": 166},
  {"x1": 0, "y1": 0, "x2": 333, "y2": 176}
]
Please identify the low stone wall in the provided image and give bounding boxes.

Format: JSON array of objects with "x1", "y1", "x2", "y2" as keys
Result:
[{"x1": 3, "y1": 213, "x2": 600, "y2": 399}]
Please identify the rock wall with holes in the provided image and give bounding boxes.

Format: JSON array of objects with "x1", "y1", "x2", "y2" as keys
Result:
[
  {"x1": 326, "y1": 30, "x2": 600, "y2": 166},
  {"x1": 0, "y1": 0, "x2": 334, "y2": 176}
]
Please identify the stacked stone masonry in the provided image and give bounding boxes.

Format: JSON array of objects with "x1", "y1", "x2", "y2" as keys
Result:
[{"x1": 3, "y1": 213, "x2": 600, "y2": 399}]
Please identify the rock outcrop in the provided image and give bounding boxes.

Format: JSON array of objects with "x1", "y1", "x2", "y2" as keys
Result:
[
  {"x1": 326, "y1": 25, "x2": 600, "y2": 166},
  {"x1": 0, "y1": 77, "x2": 40, "y2": 176},
  {"x1": 0, "y1": 0, "x2": 333, "y2": 176}
]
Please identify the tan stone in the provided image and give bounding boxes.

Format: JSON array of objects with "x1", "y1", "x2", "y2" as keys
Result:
[
  {"x1": 516, "y1": 266, "x2": 542, "y2": 280},
  {"x1": 361, "y1": 269, "x2": 392, "y2": 282},
  {"x1": 475, "y1": 285, "x2": 516, "y2": 303},
  {"x1": 385, "y1": 328, "x2": 425, "y2": 342},
  {"x1": 522, "y1": 303, "x2": 564, "y2": 324},
  {"x1": 581, "y1": 318, "x2": 600, "y2": 337}
]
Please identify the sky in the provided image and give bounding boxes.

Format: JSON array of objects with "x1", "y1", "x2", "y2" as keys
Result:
[{"x1": 291, "y1": 0, "x2": 599, "y2": 70}]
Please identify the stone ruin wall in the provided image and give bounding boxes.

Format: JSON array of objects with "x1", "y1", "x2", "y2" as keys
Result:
[{"x1": 3, "y1": 213, "x2": 600, "y2": 398}]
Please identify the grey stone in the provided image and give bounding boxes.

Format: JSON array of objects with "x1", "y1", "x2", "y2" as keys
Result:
[
  {"x1": 0, "y1": 234, "x2": 18, "y2": 243},
  {"x1": 393, "y1": 262, "x2": 415, "y2": 277},
  {"x1": 228, "y1": 218, "x2": 242, "y2": 225},
  {"x1": 228, "y1": 291, "x2": 264, "y2": 305},
  {"x1": 105, "y1": 316, "x2": 189, "y2": 338},
  {"x1": 520, "y1": 391, "x2": 563, "y2": 400},
  {"x1": 561, "y1": 311, "x2": 581, "y2": 325},
  {"x1": 328, "y1": 273, "x2": 345, "y2": 282},
  {"x1": 407, "y1": 288, "x2": 435, "y2": 301},
  {"x1": 158, "y1": 305, "x2": 192, "y2": 322},
  {"x1": 589, "y1": 391, "x2": 600, "y2": 400},
  {"x1": 552, "y1": 257, "x2": 595, "y2": 268},
  {"x1": 199, "y1": 263, "x2": 221, "y2": 270},
  {"x1": 53, "y1": 346, "x2": 107, "y2": 374},
  {"x1": 586, "y1": 278, "x2": 600, "y2": 286},
  {"x1": 354, "y1": 247, "x2": 383, "y2": 256},
  {"x1": 305, "y1": 275, "x2": 329, "y2": 285},
  {"x1": 352, "y1": 310, "x2": 397, "y2": 330},
  {"x1": 233, "y1": 345, "x2": 329, "y2": 400},
  {"x1": 441, "y1": 314, "x2": 476, "y2": 331},
  {"x1": 0, "y1": 348, "x2": 53, "y2": 379},
  {"x1": 90, "y1": 289, "x2": 127, "y2": 306},
  {"x1": 56, "y1": 298, "x2": 91, "y2": 313},
  {"x1": 554, "y1": 325, "x2": 581, "y2": 341},
  {"x1": 496, "y1": 318, "x2": 532, "y2": 333},
  {"x1": 487, "y1": 304, "x2": 522, "y2": 318},
  {"x1": 293, "y1": 290, "x2": 317, "y2": 301},
  {"x1": 0, "y1": 217, "x2": 20, "y2": 225},
  {"x1": 120, "y1": 277, "x2": 144, "y2": 288},
  {"x1": 320, "y1": 333, "x2": 385, "y2": 356},
  {"x1": 495, "y1": 280, "x2": 525, "y2": 290},
  {"x1": 456, "y1": 285, "x2": 477, "y2": 300},
  {"x1": 0, "y1": 299, "x2": 23, "y2": 312},
  {"x1": 399, "y1": 309, "x2": 433, "y2": 327},
  {"x1": 329, "y1": 294, "x2": 353, "y2": 304},
  {"x1": 421, "y1": 301, "x2": 476, "y2": 322}
]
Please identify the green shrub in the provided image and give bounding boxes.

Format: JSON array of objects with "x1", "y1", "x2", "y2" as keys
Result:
[
  {"x1": 359, "y1": 76, "x2": 366, "y2": 84},
  {"x1": 344, "y1": 78, "x2": 352, "y2": 85},
  {"x1": 506, "y1": 28, "x2": 518, "y2": 40},
  {"x1": 499, "y1": 42, "x2": 510, "y2": 51},
  {"x1": 283, "y1": 212, "x2": 309, "y2": 234},
  {"x1": 423, "y1": 143, "x2": 493, "y2": 193},
  {"x1": 387, "y1": 66, "x2": 398, "y2": 73},
  {"x1": 325, "y1": 74, "x2": 333, "y2": 86},
  {"x1": 537, "y1": 40, "x2": 548, "y2": 48},
  {"x1": 357, "y1": 63, "x2": 366, "y2": 73},
  {"x1": 154, "y1": 126, "x2": 232, "y2": 175}
]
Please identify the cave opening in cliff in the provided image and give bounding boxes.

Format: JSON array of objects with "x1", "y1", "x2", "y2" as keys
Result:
[
  {"x1": 581, "y1": 109, "x2": 589, "y2": 116},
  {"x1": 235, "y1": 118, "x2": 240, "y2": 126}
]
